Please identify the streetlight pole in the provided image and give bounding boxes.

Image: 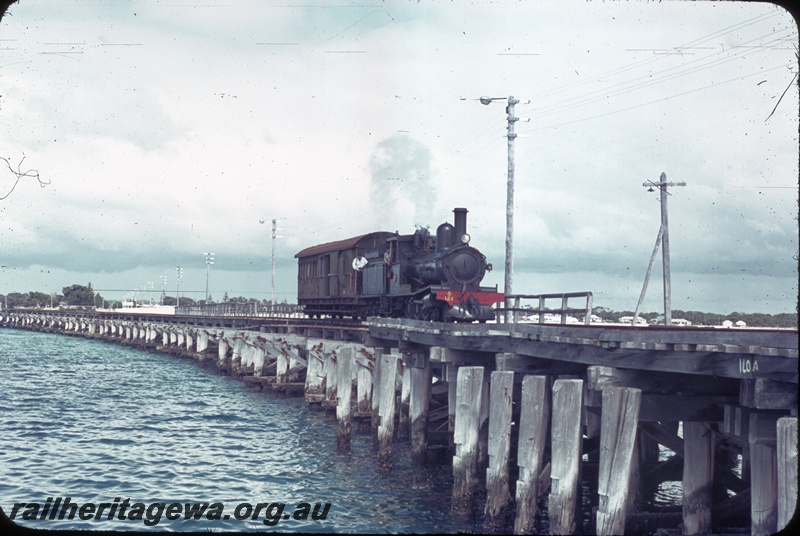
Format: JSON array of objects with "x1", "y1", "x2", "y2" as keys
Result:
[
  {"x1": 479, "y1": 95, "x2": 521, "y2": 322},
  {"x1": 203, "y1": 252, "x2": 215, "y2": 303},
  {"x1": 504, "y1": 96, "x2": 519, "y2": 323}
]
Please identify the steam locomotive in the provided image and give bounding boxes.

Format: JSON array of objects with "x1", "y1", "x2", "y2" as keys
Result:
[{"x1": 295, "y1": 208, "x2": 503, "y2": 322}]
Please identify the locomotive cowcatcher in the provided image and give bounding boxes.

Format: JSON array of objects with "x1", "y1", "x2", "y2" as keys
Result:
[{"x1": 295, "y1": 208, "x2": 503, "y2": 322}]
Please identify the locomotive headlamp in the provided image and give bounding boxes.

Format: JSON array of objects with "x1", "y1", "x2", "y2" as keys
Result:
[
  {"x1": 460, "y1": 233, "x2": 470, "y2": 244},
  {"x1": 487, "y1": 263, "x2": 493, "y2": 271}
]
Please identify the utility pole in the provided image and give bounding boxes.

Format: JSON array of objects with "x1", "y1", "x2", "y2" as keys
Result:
[{"x1": 635, "y1": 172, "x2": 686, "y2": 326}]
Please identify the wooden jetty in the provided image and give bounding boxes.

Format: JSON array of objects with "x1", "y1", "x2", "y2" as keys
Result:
[{"x1": 1, "y1": 310, "x2": 797, "y2": 535}]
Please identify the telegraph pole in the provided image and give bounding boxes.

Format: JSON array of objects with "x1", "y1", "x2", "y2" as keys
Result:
[{"x1": 637, "y1": 172, "x2": 686, "y2": 326}]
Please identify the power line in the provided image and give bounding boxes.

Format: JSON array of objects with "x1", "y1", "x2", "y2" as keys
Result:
[
  {"x1": 433, "y1": 11, "x2": 793, "y2": 194},
  {"x1": 524, "y1": 9, "x2": 784, "y2": 106},
  {"x1": 527, "y1": 27, "x2": 794, "y2": 122},
  {"x1": 519, "y1": 62, "x2": 790, "y2": 135}
]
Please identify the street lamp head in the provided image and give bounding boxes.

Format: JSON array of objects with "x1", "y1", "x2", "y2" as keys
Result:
[{"x1": 479, "y1": 96, "x2": 493, "y2": 105}]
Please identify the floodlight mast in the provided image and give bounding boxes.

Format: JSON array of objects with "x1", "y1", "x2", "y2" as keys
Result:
[
  {"x1": 260, "y1": 218, "x2": 282, "y2": 307},
  {"x1": 271, "y1": 219, "x2": 277, "y2": 306},
  {"x1": 160, "y1": 275, "x2": 167, "y2": 305},
  {"x1": 175, "y1": 266, "x2": 184, "y2": 308},
  {"x1": 203, "y1": 252, "x2": 215, "y2": 303}
]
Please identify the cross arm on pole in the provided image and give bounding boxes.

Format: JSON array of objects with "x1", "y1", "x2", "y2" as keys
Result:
[
  {"x1": 642, "y1": 180, "x2": 687, "y2": 188},
  {"x1": 643, "y1": 171, "x2": 686, "y2": 189},
  {"x1": 640, "y1": 172, "x2": 687, "y2": 326}
]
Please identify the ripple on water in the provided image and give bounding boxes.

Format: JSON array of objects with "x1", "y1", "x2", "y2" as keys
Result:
[{"x1": 0, "y1": 328, "x2": 456, "y2": 533}]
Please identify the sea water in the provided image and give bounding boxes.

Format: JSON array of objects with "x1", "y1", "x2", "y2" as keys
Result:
[
  {"x1": 0, "y1": 327, "x2": 458, "y2": 532},
  {"x1": 0, "y1": 326, "x2": 685, "y2": 533}
]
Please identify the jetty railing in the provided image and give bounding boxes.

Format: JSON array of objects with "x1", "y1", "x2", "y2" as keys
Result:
[
  {"x1": 176, "y1": 302, "x2": 304, "y2": 318},
  {"x1": 499, "y1": 291, "x2": 594, "y2": 325}
]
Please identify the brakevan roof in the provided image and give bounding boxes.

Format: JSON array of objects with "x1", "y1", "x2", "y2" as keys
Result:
[{"x1": 295, "y1": 232, "x2": 394, "y2": 259}]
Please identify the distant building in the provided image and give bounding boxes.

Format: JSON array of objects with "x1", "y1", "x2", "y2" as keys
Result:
[
  {"x1": 672, "y1": 318, "x2": 692, "y2": 326},
  {"x1": 618, "y1": 316, "x2": 648, "y2": 326},
  {"x1": 722, "y1": 320, "x2": 734, "y2": 328},
  {"x1": 735, "y1": 320, "x2": 747, "y2": 327},
  {"x1": 519, "y1": 313, "x2": 582, "y2": 324}
]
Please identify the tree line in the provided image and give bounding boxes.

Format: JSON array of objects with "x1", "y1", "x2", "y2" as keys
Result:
[
  {"x1": 0, "y1": 285, "x2": 283, "y2": 309},
  {"x1": 1, "y1": 284, "x2": 103, "y2": 309}
]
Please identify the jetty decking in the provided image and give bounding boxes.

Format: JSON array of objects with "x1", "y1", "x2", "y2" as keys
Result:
[{"x1": 1, "y1": 310, "x2": 796, "y2": 535}]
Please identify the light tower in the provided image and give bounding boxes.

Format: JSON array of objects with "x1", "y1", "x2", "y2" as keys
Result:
[
  {"x1": 260, "y1": 218, "x2": 282, "y2": 306},
  {"x1": 271, "y1": 220, "x2": 278, "y2": 305},
  {"x1": 202, "y1": 252, "x2": 215, "y2": 303},
  {"x1": 175, "y1": 266, "x2": 184, "y2": 308},
  {"x1": 159, "y1": 275, "x2": 167, "y2": 305}
]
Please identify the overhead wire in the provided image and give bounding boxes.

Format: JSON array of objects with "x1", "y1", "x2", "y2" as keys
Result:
[
  {"x1": 524, "y1": 9, "x2": 785, "y2": 107},
  {"x1": 527, "y1": 28, "x2": 795, "y2": 123},
  {"x1": 428, "y1": 8, "x2": 796, "y2": 211},
  {"x1": 520, "y1": 62, "x2": 791, "y2": 135}
]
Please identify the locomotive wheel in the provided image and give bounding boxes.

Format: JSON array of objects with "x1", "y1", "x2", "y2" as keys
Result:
[
  {"x1": 404, "y1": 300, "x2": 423, "y2": 320},
  {"x1": 422, "y1": 302, "x2": 443, "y2": 322}
]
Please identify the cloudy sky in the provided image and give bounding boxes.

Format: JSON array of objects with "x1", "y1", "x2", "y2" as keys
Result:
[{"x1": 0, "y1": 0, "x2": 797, "y2": 314}]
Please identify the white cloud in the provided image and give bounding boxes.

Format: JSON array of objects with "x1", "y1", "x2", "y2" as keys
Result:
[{"x1": 0, "y1": 0, "x2": 796, "y2": 313}]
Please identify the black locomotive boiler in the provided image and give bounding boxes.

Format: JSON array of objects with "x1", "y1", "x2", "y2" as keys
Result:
[{"x1": 295, "y1": 208, "x2": 503, "y2": 322}]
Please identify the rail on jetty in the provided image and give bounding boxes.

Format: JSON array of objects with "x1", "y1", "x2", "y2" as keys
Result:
[{"x1": 1, "y1": 311, "x2": 797, "y2": 535}]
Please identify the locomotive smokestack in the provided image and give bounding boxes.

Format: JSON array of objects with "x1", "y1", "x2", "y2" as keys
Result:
[{"x1": 453, "y1": 208, "x2": 468, "y2": 242}]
